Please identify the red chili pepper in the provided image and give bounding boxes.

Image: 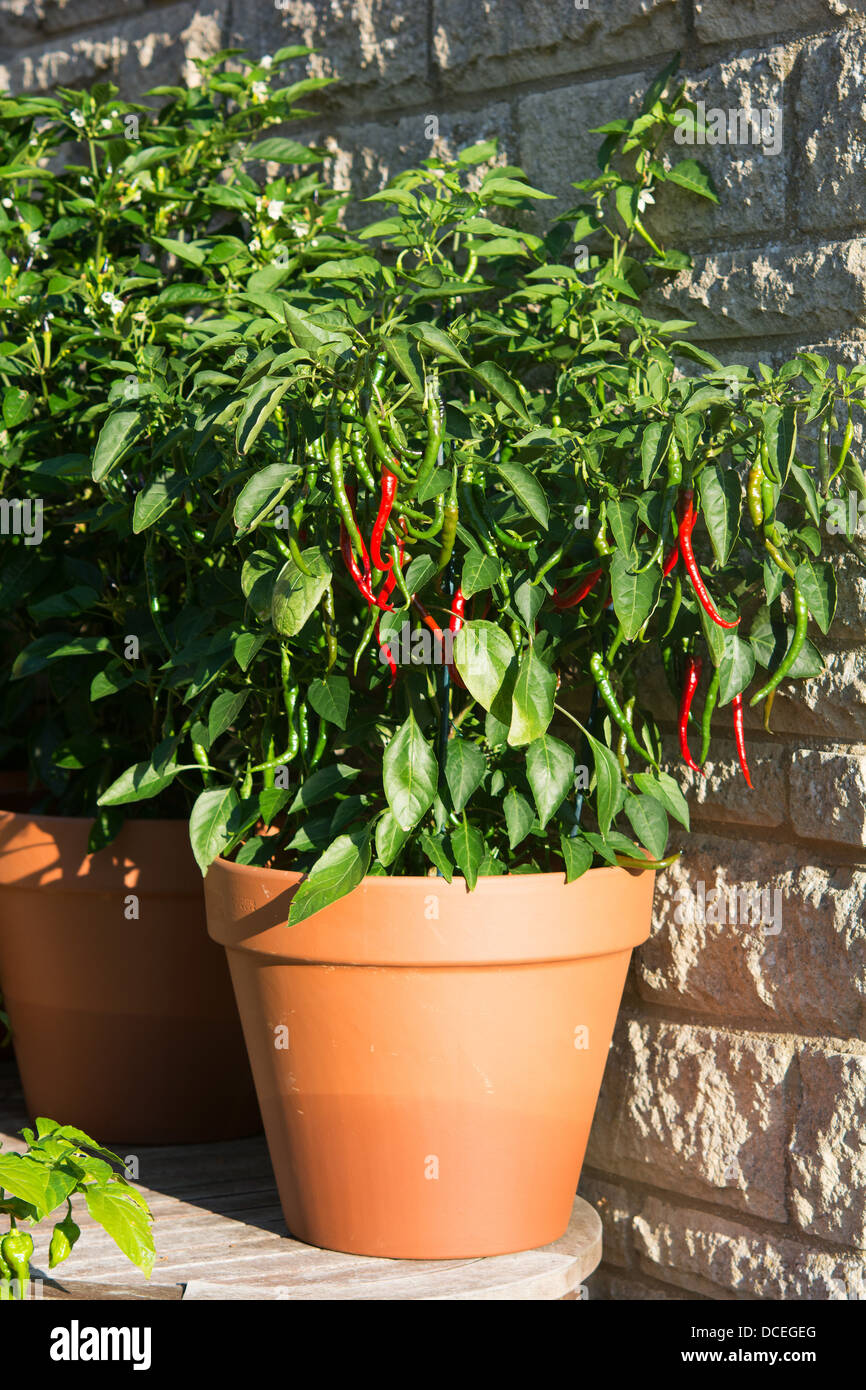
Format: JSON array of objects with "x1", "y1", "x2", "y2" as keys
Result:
[
  {"x1": 662, "y1": 541, "x2": 679, "y2": 577},
  {"x1": 448, "y1": 587, "x2": 466, "y2": 688},
  {"x1": 375, "y1": 615, "x2": 398, "y2": 687},
  {"x1": 370, "y1": 465, "x2": 398, "y2": 572},
  {"x1": 378, "y1": 531, "x2": 406, "y2": 607},
  {"x1": 552, "y1": 567, "x2": 603, "y2": 610},
  {"x1": 679, "y1": 655, "x2": 704, "y2": 775},
  {"x1": 731, "y1": 693, "x2": 753, "y2": 788},
  {"x1": 340, "y1": 520, "x2": 376, "y2": 605},
  {"x1": 677, "y1": 491, "x2": 739, "y2": 629}
]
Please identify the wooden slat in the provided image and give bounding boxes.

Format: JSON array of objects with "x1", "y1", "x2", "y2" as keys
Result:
[{"x1": 1, "y1": 1062, "x2": 601, "y2": 1300}]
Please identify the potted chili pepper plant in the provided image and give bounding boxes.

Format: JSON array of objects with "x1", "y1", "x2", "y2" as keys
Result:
[
  {"x1": 0, "y1": 49, "x2": 345, "y2": 1141},
  {"x1": 92, "y1": 61, "x2": 862, "y2": 1255}
]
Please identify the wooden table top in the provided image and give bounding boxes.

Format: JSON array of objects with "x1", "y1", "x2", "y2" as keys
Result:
[{"x1": 0, "y1": 1062, "x2": 601, "y2": 1301}]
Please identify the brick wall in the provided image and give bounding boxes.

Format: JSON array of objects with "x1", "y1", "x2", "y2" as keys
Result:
[{"x1": 3, "y1": 0, "x2": 865, "y2": 1300}]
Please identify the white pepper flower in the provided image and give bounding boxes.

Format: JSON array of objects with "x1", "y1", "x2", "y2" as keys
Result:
[
  {"x1": 100, "y1": 118, "x2": 112, "y2": 130},
  {"x1": 266, "y1": 199, "x2": 285, "y2": 221},
  {"x1": 636, "y1": 189, "x2": 655, "y2": 214},
  {"x1": 252, "y1": 82, "x2": 268, "y2": 101},
  {"x1": 260, "y1": 55, "x2": 273, "y2": 69},
  {"x1": 71, "y1": 110, "x2": 86, "y2": 129}
]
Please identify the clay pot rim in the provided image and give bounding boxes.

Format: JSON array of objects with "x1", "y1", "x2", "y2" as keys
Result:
[{"x1": 208, "y1": 854, "x2": 652, "y2": 890}]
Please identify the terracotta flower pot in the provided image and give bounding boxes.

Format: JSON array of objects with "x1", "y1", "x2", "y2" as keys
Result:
[
  {"x1": 0, "y1": 811, "x2": 260, "y2": 1143},
  {"x1": 205, "y1": 857, "x2": 654, "y2": 1258}
]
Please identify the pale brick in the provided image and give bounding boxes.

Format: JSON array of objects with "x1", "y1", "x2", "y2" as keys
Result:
[
  {"x1": 586, "y1": 1016, "x2": 794, "y2": 1219},
  {"x1": 796, "y1": 30, "x2": 866, "y2": 233},
  {"x1": 0, "y1": 0, "x2": 146, "y2": 46},
  {"x1": 517, "y1": 74, "x2": 648, "y2": 212},
  {"x1": 0, "y1": 2, "x2": 226, "y2": 95},
  {"x1": 646, "y1": 46, "x2": 793, "y2": 245},
  {"x1": 638, "y1": 838, "x2": 866, "y2": 1037},
  {"x1": 226, "y1": 0, "x2": 431, "y2": 113},
  {"x1": 763, "y1": 650, "x2": 866, "y2": 741},
  {"x1": 694, "y1": 0, "x2": 860, "y2": 44},
  {"x1": 791, "y1": 1051, "x2": 866, "y2": 1248},
  {"x1": 789, "y1": 748, "x2": 866, "y2": 845},
  {"x1": 584, "y1": 1266, "x2": 695, "y2": 1300},
  {"x1": 650, "y1": 240, "x2": 866, "y2": 341},
  {"x1": 433, "y1": 0, "x2": 683, "y2": 91},
  {"x1": 634, "y1": 1195, "x2": 866, "y2": 1299}
]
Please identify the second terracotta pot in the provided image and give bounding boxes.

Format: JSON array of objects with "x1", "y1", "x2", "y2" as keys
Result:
[
  {"x1": 205, "y1": 858, "x2": 654, "y2": 1258},
  {"x1": 0, "y1": 811, "x2": 260, "y2": 1143}
]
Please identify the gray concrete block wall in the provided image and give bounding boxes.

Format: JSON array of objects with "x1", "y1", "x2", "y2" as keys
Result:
[{"x1": 3, "y1": 0, "x2": 866, "y2": 1301}]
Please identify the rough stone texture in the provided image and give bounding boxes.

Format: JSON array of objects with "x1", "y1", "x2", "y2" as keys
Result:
[
  {"x1": 432, "y1": 0, "x2": 684, "y2": 91},
  {"x1": 638, "y1": 839, "x2": 866, "y2": 1037},
  {"x1": 791, "y1": 1051, "x2": 866, "y2": 1248},
  {"x1": 646, "y1": 46, "x2": 794, "y2": 244},
  {"x1": 651, "y1": 240, "x2": 866, "y2": 342},
  {"x1": 635, "y1": 1195, "x2": 866, "y2": 1299},
  {"x1": 693, "y1": 1, "x2": 866, "y2": 45},
  {"x1": 5, "y1": 0, "x2": 866, "y2": 1307},
  {"x1": 789, "y1": 749, "x2": 866, "y2": 845},
  {"x1": 517, "y1": 74, "x2": 648, "y2": 211},
  {"x1": 587, "y1": 1016, "x2": 795, "y2": 1219},
  {"x1": 0, "y1": 2, "x2": 226, "y2": 95},
  {"x1": 225, "y1": 0, "x2": 433, "y2": 113}
]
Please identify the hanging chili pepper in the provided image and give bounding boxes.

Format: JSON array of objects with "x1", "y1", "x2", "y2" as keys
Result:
[
  {"x1": 700, "y1": 665, "x2": 720, "y2": 765},
  {"x1": 436, "y1": 467, "x2": 459, "y2": 573},
  {"x1": 328, "y1": 421, "x2": 366, "y2": 560},
  {"x1": 448, "y1": 586, "x2": 466, "y2": 689},
  {"x1": 379, "y1": 529, "x2": 406, "y2": 608},
  {"x1": 747, "y1": 461, "x2": 764, "y2": 531},
  {"x1": 662, "y1": 541, "x2": 679, "y2": 576},
  {"x1": 749, "y1": 584, "x2": 808, "y2": 706},
  {"x1": 376, "y1": 613, "x2": 398, "y2": 687},
  {"x1": 1, "y1": 1228, "x2": 33, "y2": 1299},
  {"x1": 589, "y1": 652, "x2": 654, "y2": 764},
  {"x1": 677, "y1": 490, "x2": 740, "y2": 629},
  {"x1": 553, "y1": 566, "x2": 602, "y2": 610},
  {"x1": 731, "y1": 692, "x2": 752, "y2": 788},
  {"x1": 370, "y1": 465, "x2": 398, "y2": 571},
  {"x1": 678, "y1": 655, "x2": 704, "y2": 775},
  {"x1": 340, "y1": 518, "x2": 376, "y2": 605}
]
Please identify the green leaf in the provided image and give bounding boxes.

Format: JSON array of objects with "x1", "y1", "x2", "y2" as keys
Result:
[
  {"x1": 246, "y1": 137, "x2": 320, "y2": 163},
  {"x1": 610, "y1": 550, "x2": 661, "y2": 639},
  {"x1": 152, "y1": 235, "x2": 205, "y2": 266},
  {"x1": 481, "y1": 175, "x2": 555, "y2": 201},
  {"x1": 376, "y1": 809, "x2": 410, "y2": 867},
  {"x1": 383, "y1": 332, "x2": 425, "y2": 399},
  {"x1": 525, "y1": 735, "x2": 574, "y2": 829},
  {"x1": 718, "y1": 633, "x2": 756, "y2": 706},
  {"x1": 632, "y1": 771, "x2": 689, "y2": 830},
  {"x1": 448, "y1": 821, "x2": 485, "y2": 889},
  {"x1": 288, "y1": 763, "x2": 360, "y2": 813},
  {"x1": 282, "y1": 303, "x2": 351, "y2": 360},
  {"x1": 795, "y1": 558, "x2": 836, "y2": 635},
  {"x1": 698, "y1": 463, "x2": 740, "y2": 566},
  {"x1": 624, "y1": 792, "x2": 668, "y2": 859},
  {"x1": 0, "y1": 1153, "x2": 54, "y2": 1211},
  {"x1": 473, "y1": 361, "x2": 532, "y2": 425},
  {"x1": 445, "y1": 738, "x2": 486, "y2": 813},
  {"x1": 189, "y1": 786, "x2": 240, "y2": 875},
  {"x1": 207, "y1": 689, "x2": 250, "y2": 745},
  {"x1": 97, "y1": 758, "x2": 180, "y2": 806},
  {"x1": 308, "y1": 674, "x2": 350, "y2": 730},
  {"x1": 408, "y1": 322, "x2": 468, "y2": 367},
  {"x1": 271, "y1": 547, "x2": 332, "y2": 636},
  {"x1": 418, "y1": 830, "x2": 453, "y2": 881},
  {"x1": 383, "y1": 712, "x2": 438, "y2": 831},
  {"x1": 585, "y1": 729, "x2": 622, "y2": 837},
  {"x1": 3, "y1": 385, "x2": 34, "y2": 427},
  {"x1": 236, "y1": 377, "x2": 293, "y2": 455},
  {"x1": 641, "y1": 422, "x2": 668, "y2": 486},
  {"x1": 12, "y1": 633, "x2": 113, "y2": 680},
  {"x1": 233, "y1": 460, "x2": 295, "y2": 531},
  {"x1": 607, "y1": 497, "x2": 639, "y2": 561},
  {"x1": 664, "y1": 157, "x2": 718, "y2": 202},
  {"x1": 504, "y1": 788, "x2": 535, "y2": 850},
  {"x1": 84, "y1": 1184, "x2": 154, "y2": 1278},
  {"x1": 132, "y1": 468, "x2": 189, "y2": 532},
  {"x1": 495, "y1": 460, "x2": 549, "y2": 526},
  {"x1": 560, "y1": 835, "x2": 593, "y2": 883},
  {"x1": 762, "y1": 404, "x2": 797, "y2": 485},
  {"x1": 287, "y1": 827, "x2": 372, "y2": 926},
  {"x1": 453, "y1": 620, "x2": 517, "y2": 717},
  {"x1": 508, "y1": 646, "x2": 556, "y2": 747},
  {"x1": 461, "y1": 550, "x2": 500, "y2": 598},
  {"x1": 92, "y1": 410, "x2": 143, "y2": 482}
]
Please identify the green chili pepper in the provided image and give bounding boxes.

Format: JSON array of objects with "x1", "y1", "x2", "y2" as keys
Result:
[
  {"x1": 327, "y1": 419, "x2": 365, "y2": 559},
  {"x1": 411, "y1": 385, "x2": 443, "y2": 500},
  {"x1": 322, "y1": 583, "x2": 338, "y2": 671},
  {"x1": 347, "y1": 420, "x2": 377, "y2": 492},
  {"x1": 240, "y1": 765, "x2": 253, "y2": 798},
  {"x1": 700, "y1": 665, "x2": 720, "y2": 765},
  {"x1": 309, "y1": 717, "x2": 327, "y2": 770},
  {"x1": 818, "y1": 418, "x2": 831, "y2": 497},
  {"x1": 661, "y1": 573, "x2": 682, "y2": 639},
  {"x1": 1, "y1": 1228, "x2": 33, "y2": 1299},
  {"x1": 747, "y1": 461, "x2": 764, "y2": 531},
  {"x1": 589, "y1": 651, "x2": 654, "y2": 764},
  {"x1": 191, "y1": 740, "x2": 211, "y2": 788},
  {"x1": 297, "y1": 700, "x2": 309, "y2": 759},
  {"x1": 830, "y1": 412, "x2": 855, "y2": 485},
  {"x1": 750, "y1": 584, "x2": 808, "y2": 705},
  {"x1": 401, "y1": 494, "x2": 445, "y2": 539},
  {"x1": 0, "y1": 1245, "x2": 13, "y2": 1300},
  {"x1": 436, "y1": 468, "x2": 459, "y2": 572}
]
